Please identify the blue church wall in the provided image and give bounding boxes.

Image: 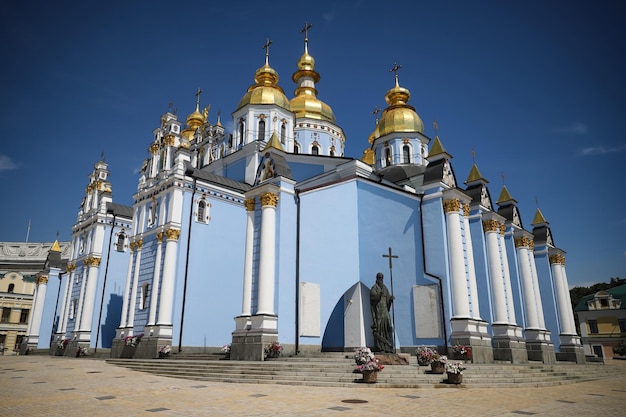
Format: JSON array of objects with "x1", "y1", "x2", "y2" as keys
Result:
[
  {"x1": 170, "y1": 193, "x2": 246, "y2": 348},
  {"x1": 297, "y1": 179, "x2": 425, "y2": 349},
  {"x1": 421, "y1": 194, "x2": 453, "y2": 344},
  {"x1": 534, "y1": 250, "x2": 561, "y2": 350},
  {"x1": 82, "y1": 226, "x2": 130, "y2": 347},
  {"x1": 222, "y1": 158, "x2": 247, "y2": 183},
  {"x1": 131, "y1": 234, "x2": 158, "y2": 335},
  {"x1": 468, "y1": 215, "x2": 495, "y2": 327},
  {"x1": 288, "y1": 162, "x2": 325, "y2": 182},
  {"x1": 274, "y1": 184, "x2": 298, "y2": 345}
]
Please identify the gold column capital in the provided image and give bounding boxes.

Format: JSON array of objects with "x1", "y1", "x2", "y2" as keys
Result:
[
  {"x1": 164, "y1": 134, "x2": 176, "y2": 146},
  {"x1": 244, "y1": 198, "x2": 256, "y2": 211},
  {"x1": 462, "y1": 203, "x2": 471, "y2": 217},
  {"x1": 515, "y1": 236, "x2": 533, "y2": 248},
  {"x1": 37, "y1": 275, "x2": 49, "y2": 285},
  {"x1": 156, "y1": 231, "x2": 164, "y2": 243},
  {"x1": 443, "y1": 198, "x2": 461, "y2": 213},
  {"x1": 165, "y1": 228, "x2": 181, "y2": 241},
  {"x1": 260, "y1": 191, "x2": 279, "y2": 207},
  {"x1": 549, "y1": 253, "x2": 566, "y2": 265},
  {"x1": 482, "y1": 219, "x2": 501, "y2": 233},
  {"x1": 83, "y1": 256, "x2": 102, "y2": 267},
  {"x1": 149, "y1": 143, "x2": 159, "y2": 154}
]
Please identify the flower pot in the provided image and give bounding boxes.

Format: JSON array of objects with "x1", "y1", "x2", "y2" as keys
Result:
[
  {"x1": 362, "y1": 370, "x2": 378, "y2": 383},
  {"x1": 430, "y1": 361, "x2": 446, "y2": 374},
  {"x1": 447, "y1": 372, "x2": 463, "y2": 384},
  {"x1": 417, "y1": 358, "x2": 430, "y2": 366}
]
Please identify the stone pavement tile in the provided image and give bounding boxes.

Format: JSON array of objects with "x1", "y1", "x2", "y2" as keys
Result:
[{"x1": 1, "y1": 356, "x2": 625, "y2": 417}]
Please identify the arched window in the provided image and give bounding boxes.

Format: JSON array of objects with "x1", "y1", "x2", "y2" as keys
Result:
[
  {"x1": 280, "y1": 123, "x2": 287, "y2": 144},
  {"x1": 294, "y1": 143, "x2": 300, "y2": 154},
  {"x1": 238, "y1": 120, "x2": 245, "y2": 144},
  {"x1": 8, "y1": 284, "x2": 14, "y2": 293},
  {"x1": 115, "y1": 231, "x2": 126, "y2": 252},
  {"x1": 402, "y1": 144, "x2": 411, "y2": 164},
  {"x1": 384, "y1": 146, "x2": 391, "y2": 167},
  {"x1": 141, "y1": 283, "x2": 150, "y2": 310},
  {"x1": 258, "y1": 119, "x2": 265, "y2": 141},
  {"x1": 198, "y1": 200, "x2": 206, "y2": 222},
  {"x1": 311, "y1": 145, "x2": 319, "y2": 155}
]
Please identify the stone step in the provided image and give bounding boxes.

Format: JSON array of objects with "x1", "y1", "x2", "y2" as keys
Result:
[{"x1": 106, "y1": 356, "x2": 617, "y2": 389}]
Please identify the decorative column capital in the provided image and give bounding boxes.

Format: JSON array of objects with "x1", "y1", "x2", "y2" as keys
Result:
[
  {"x1": 156, "y1": 231, "x2": 164, "y2": 243},
  {"x1": 67, "y1": 262, "x2": 76, "y2": 272},
  {"x1": 244, "y1": 198, "x2": 256, "y2": 211},
  {"x1": 462, "y1": 203, "x2": 471, "y2": 217},
  {"x1": 549, "y1": 253, "x2": 566, "y2": 265},
  {"x1": 515, "y1": 236, "x2": 533, "y2": 248},
  {"x1": 443, "y1": 198, "x2": 461, "y2": 213},
  {"x1": 260, "y1": 192, "x2": 279, "y2": 207},
  {"x1": 83, "y1": 256, "x2": 102, "y2": 267},
  {"x1": 164, "y1": 134, "x2": 176, "y2": 146},
  {"x1": 165, "y1": 228, "x2": 181, "y2": 241},
  {"x1": 482, "y1": 219, "x2": 501, "y2": 233},
  {"x1": 499, "y1": 223, "x2": 506, "y2": 235},
  {"x1": 149, "y1": 143, "x2": 159, "y2": 154},
  {"x1": 37, "y1": 275, "x2": 49, "y2": 284}
]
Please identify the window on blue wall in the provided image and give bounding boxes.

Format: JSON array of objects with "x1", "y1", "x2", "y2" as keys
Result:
[
  {"x1": 238, "y1": 120, "x2": 244, "y2": 145},
  {"x1": 116, "y1": 230, "x2": 126, "y2": 252},
  {"x1": 589, "y1": 320, "x2": 598, "y2": 334},
  {"x1": 384, "y1": 146, "x2": 391, "y2": 167},
  {"x1": 311, "y1": 145, "x2": 319, "y2": 155},
  {"x1": 141, "y1": 283, "x2": 150, "y2": 310}
]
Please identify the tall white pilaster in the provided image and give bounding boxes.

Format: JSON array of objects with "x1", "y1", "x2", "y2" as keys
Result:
[
  {"x1": 484, "y1": 219, "x2": 508, "y2": 323},
  {"x1": 127, "y1": 239, "x2": 143, "y2": 331},
  {"x1": 148, "y1": 232, "x2": 164, "y2": 326},
  {"x1": 28, "y1": 275, "x2": 49, "y2": 344},
  {"x1": 257, "y1": 191, "x2": 278, "y2": 315},
  {"x1": 551, "y1": 254, "x2": 576, "y2": 335},
  {"x1": 241, "y1": 198, "x2": 256, "y2": 316},
  {"x1": 119, "y1": 247, "x2": 136, "y2": 328},
  {"x1": 157, "y1": 229, "x2": 180, "y2": 325},
  {"x1": 462, "y1": 204, "x2": 481, "y2": 319},
  {"x1": 59, "y1": 264, "x2": 75, "y2": 335},
  {"x1": 444, "y1": 198, "x2": 470, "y2": 318},
  {"x1": 515, "y1": 236, "x2": 540, "y2": 328},
  {"x1": 78, "y1": 256, "x2": 101, "y2": 332}
]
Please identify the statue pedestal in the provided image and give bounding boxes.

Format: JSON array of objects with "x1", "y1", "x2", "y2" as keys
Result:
[{"x1": 376, "y1": 353, "x2": 410, "y2": 365}]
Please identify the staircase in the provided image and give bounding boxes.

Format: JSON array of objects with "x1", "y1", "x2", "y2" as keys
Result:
[{"x1": 106, "y1": 353, "x2": 617, "y2": 389}]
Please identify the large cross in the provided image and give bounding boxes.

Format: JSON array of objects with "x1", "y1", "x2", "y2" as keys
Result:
[
  {"x1": 390, "y1": 62, "x2": 402, "y2": 85},
  {"x1": 195, "y1": 87, "x2": 202, "y2": 107},
  {"x1": 382, "y1": 247, "x2": 398, "y2": 351},
  {"x1": 372, "y1": 106, "x2": 381, "y2": 123},
  {"x1": 301, "y1": 21, "x2": 312, "y2": 40},
  {"x1": 262, "y1": 38, "x2": 272, "y2": 64}
]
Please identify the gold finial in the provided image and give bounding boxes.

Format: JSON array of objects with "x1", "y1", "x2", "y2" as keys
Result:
[
  {"x1": 372, "y1": 106, "x2": 381, "y2": 123},
  {"x1": 301, "y1": 21, "x2": 313, "y2": 53},
  {"x1": 390, "y1": 62, "x2": 402, "y2": 87},
  {"x1": 471, "y1": 148, "x2": 476, "y2": 163},
  {"x1": 263, "y1": 38, "x2": 273, "y2": 65}
]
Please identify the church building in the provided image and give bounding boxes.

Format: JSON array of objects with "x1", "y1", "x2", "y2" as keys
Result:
[{"x1": 47, "y1": 28, "x2": 584, "y2": 364}]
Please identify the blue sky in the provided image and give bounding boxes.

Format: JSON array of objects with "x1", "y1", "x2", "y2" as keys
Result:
[{"x1": 1, "y1": 0, "x2": 624, "y2": 288}]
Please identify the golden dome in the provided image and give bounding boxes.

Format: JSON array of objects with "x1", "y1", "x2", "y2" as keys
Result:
[
  {"x1": 361, "y1": 147, "x2": 375, "y2": 165},
  {"x1": 237, "y1": 63, "x2": 291, "y2": 111},
  {"x1": 186, "y1": 105, "x2": 204, "y2": 129},
  {"x1": 377, "y1": 82, "x2": 424, "y2": 137},
  {"x1": 290, "y1": 50, "x2": 336, "y2": 123}
]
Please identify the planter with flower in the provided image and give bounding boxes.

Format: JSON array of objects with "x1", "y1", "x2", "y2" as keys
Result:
[
  {"x1": 264, "y1": 341, "x2": 283, "y2": 359},
  {"x1": 121, "y1": 333, "x2": 143, "y2": 358},
  {"x1": 452, "y1": 344, "x2": 471, "y2": 360},
  {"x1": 445, "y1": 361, "x2": 466, "y2": 384},
  {"x1": 221, "y1": 343, "x2": 231, "y2": 359},
  {"x1": 158, "y1": 345, "x2": 171, "y2": 359},
  {"x1": 415, "y1": 346, "x2": 439, "y2": 366},
  {"x1": 56, "y1": 338, "x2": 70, "y2": 356},
  {"x1": 430, "y1": 354, "x2": 448, "y2": 374},
  {"x1": 354, "y1": 347, "x2": 384, "y2": 383},
  {"x1": 75, "y1": 346, "x2": 88, "y2": 357}
]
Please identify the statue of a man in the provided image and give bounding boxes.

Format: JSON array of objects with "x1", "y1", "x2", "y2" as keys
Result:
[{"x1": 370, "y1": 272, "x2": 395, "y2": 353}]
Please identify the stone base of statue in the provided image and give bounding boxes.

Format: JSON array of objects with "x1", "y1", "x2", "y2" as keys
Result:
[{"x1": 376, "y1": 353, "x2": 410, "y2": 365}]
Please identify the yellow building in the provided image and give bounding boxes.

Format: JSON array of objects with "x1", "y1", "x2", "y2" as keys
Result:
[
  {"x1": 0, "y1": 242, "x2": 70, "y2": 354},
  {"x1": 575, "y1": 284, "x2": 626, "y2": 359}
]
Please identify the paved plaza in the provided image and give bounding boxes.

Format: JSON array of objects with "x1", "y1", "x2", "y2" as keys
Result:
[{"x1": 1, "y1": 355, "x2": 625, "y2": 416}]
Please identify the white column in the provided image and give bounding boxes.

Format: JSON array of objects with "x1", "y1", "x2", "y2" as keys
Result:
[
  {"x1": 28, "y1": 275, "x2": 49, "y2": 342},
  {"x1": 119, "y1": 246, "x2": 136, "y2": 328},
  {"x1": 498, "y1": 230, "x2": 517, "y2": 324},
  {"x1": 551, "y1": 253, "x2": 576, "y2": 335},
  {"x1": 241, "y1": 198, "x2": 256, "y2": 316},
  {"x1": 516, "y1": 239, "x2": 540, "y2": 329},
  {"x1": 79, "y1": 256, "x2": 101, "y2": 332},
  {"x1": 462, "y1": 205, "x2": 481, "y2": 319},
  {"x1": 484, "y1": 219, "x2": 508, "y2": 323},
  {"x1": 561, "y1": 266, "x2": 578, "y2": 334},
  {"x1": 127, "y1": 240, "x2": 144, "y2": 330},
  {"x1": 529, "y1": 251, "x2": 546, "y2": 329},
  {"x1": 256, "y1": 191, "x2": 278, "y2": 315},
  {"x1": 444, "y1": 198, "x2": 470, "y2": 318},
  {"x1": 148, "y1": 232, "x2": 164, "y2": 325},
  {"x1": 157, "y1": 229, "x2": 180, "y2": 325},
  {"x1": 75, "y1": 266, "x2": 88, "y2": 330}
]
